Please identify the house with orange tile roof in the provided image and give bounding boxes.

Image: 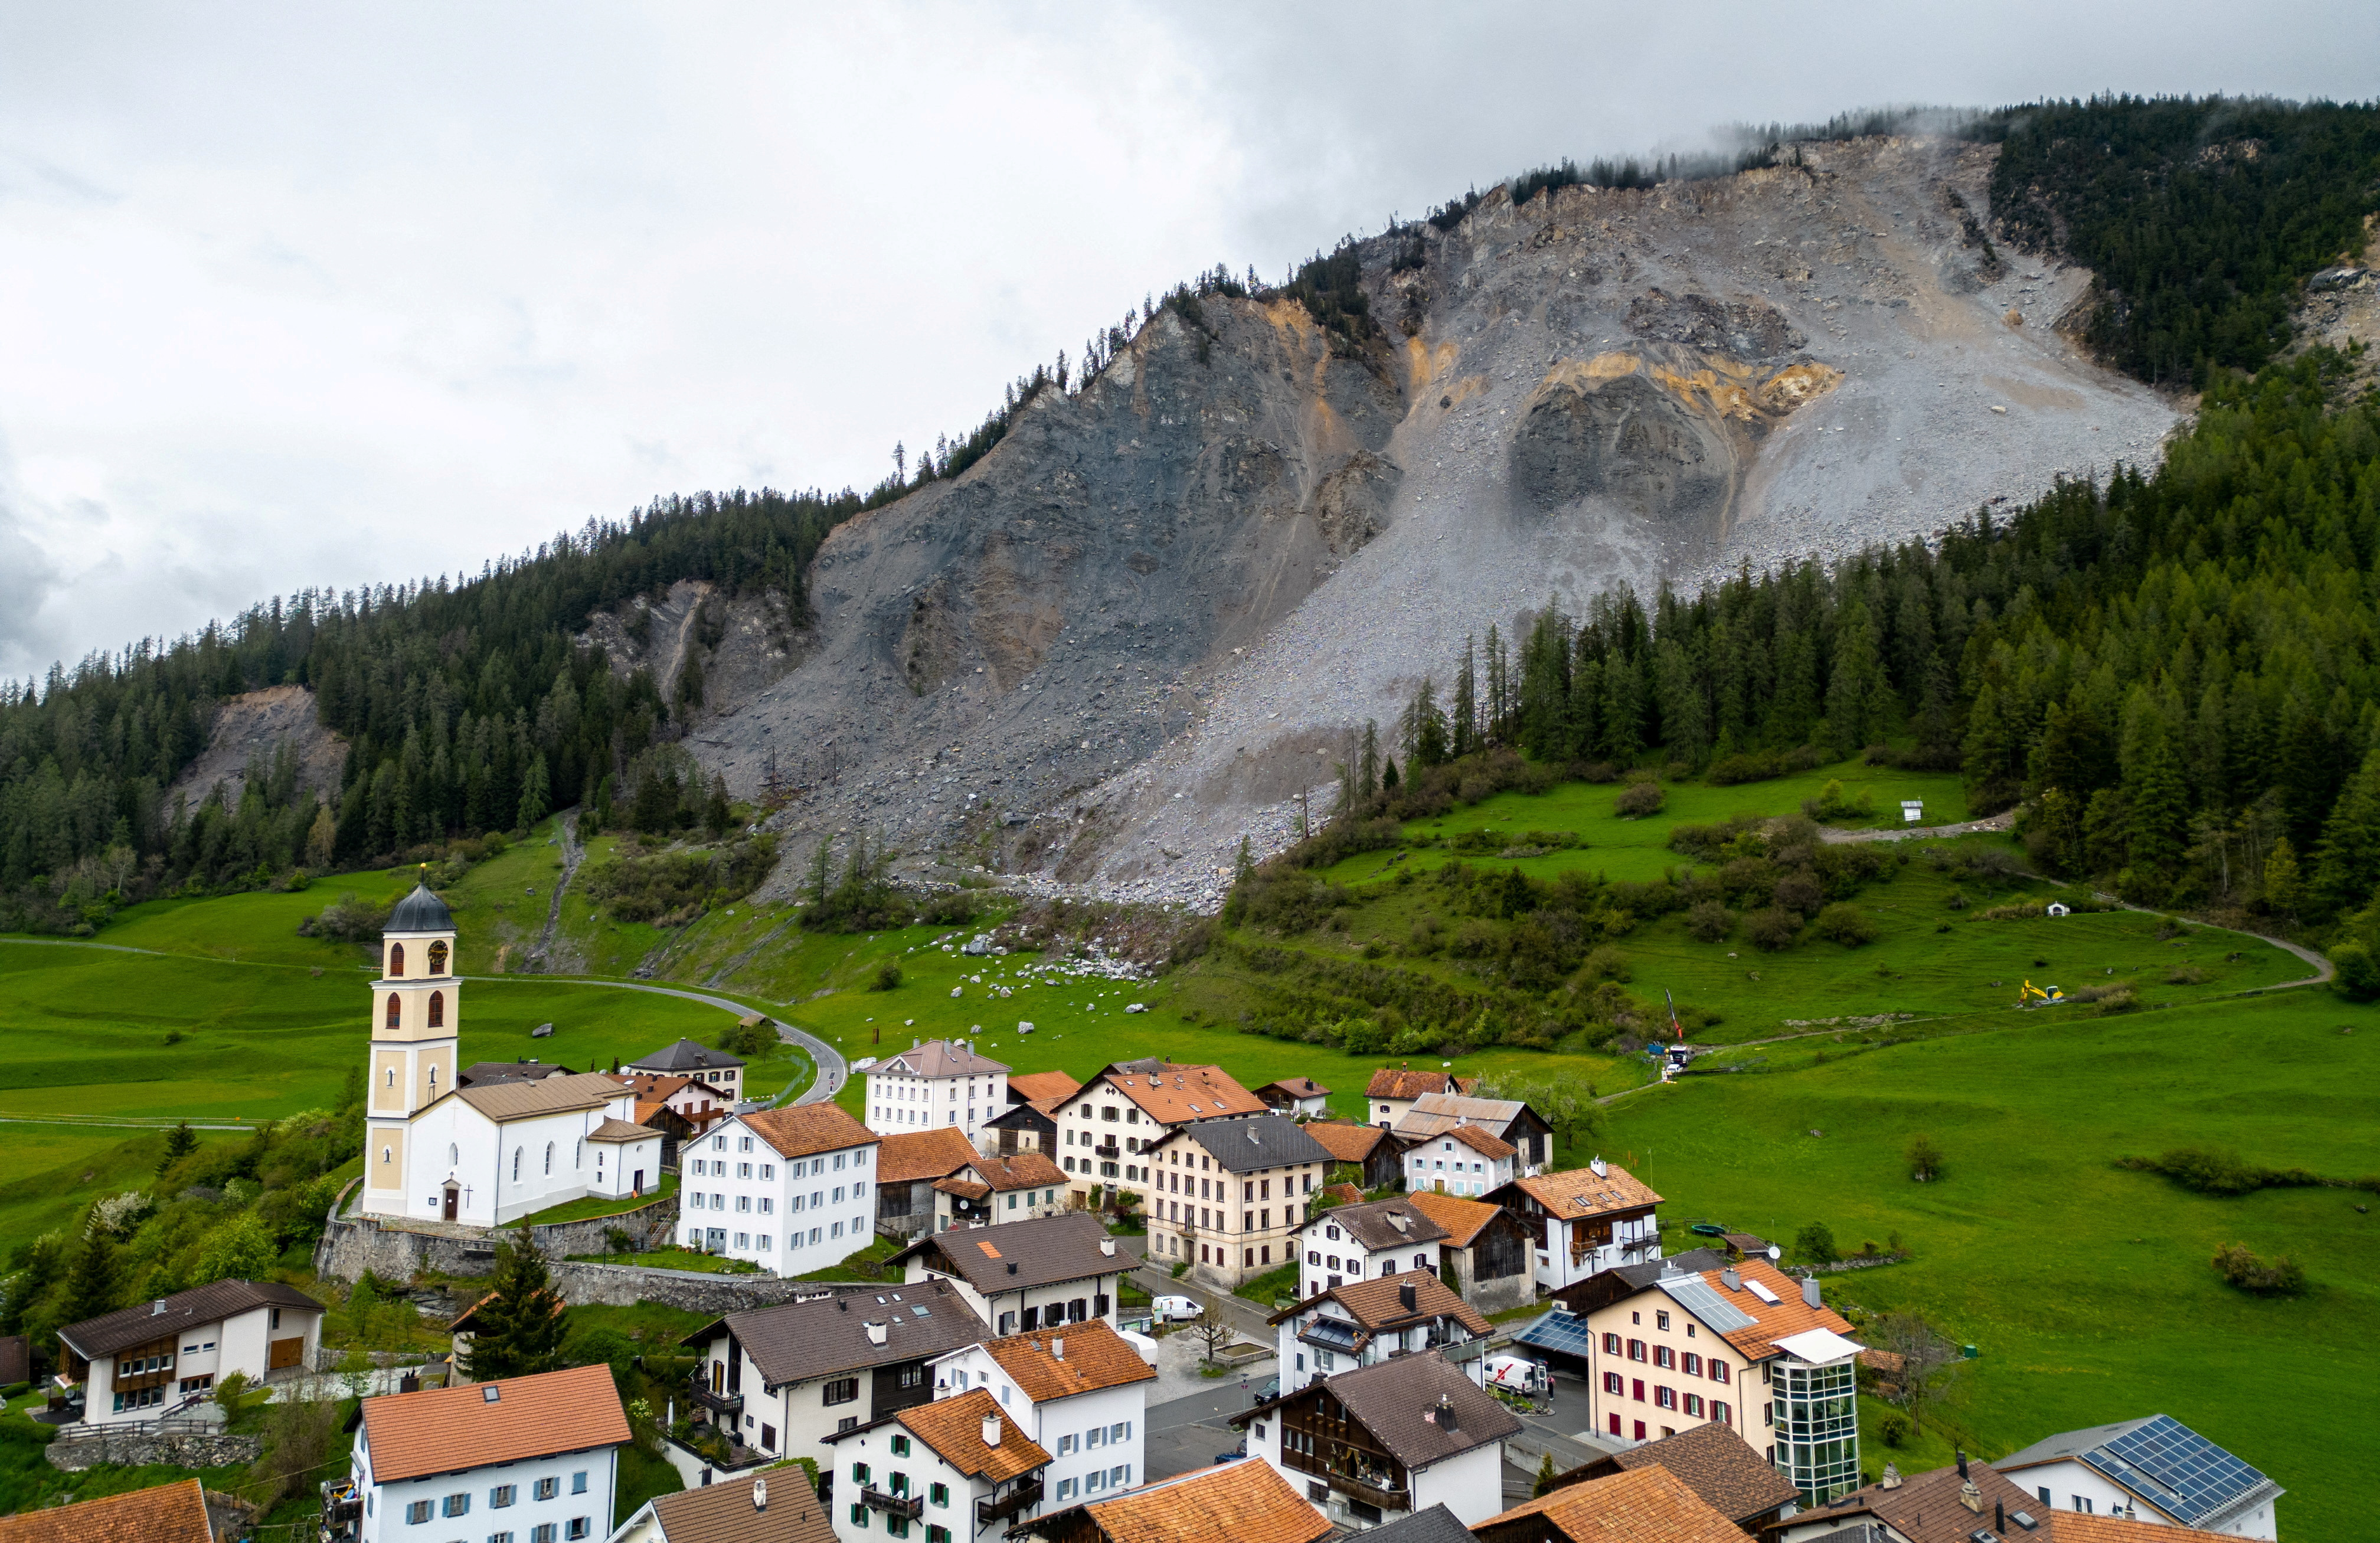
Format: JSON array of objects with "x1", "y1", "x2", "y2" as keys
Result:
[
  {"x1": 1299, "y1": 1121, "x2": 1400, "y2": 1191},
  {"x1": 1012, "y1": 1450, "x2": 1331, "y2": 1543},
  {"x1": 1361, "y1": 1067, "x2": 1478, "y2": 1129},
  {"x1": 879, "y1": 1127, "x2": 986, "y2": 1240},
  {"x1": 929, "y1": 1321, "x2": 1155, "y2": 1514},
  {"x1": 0, "y1": 1476, "x2": 217, "y2": 1543},
  {"x1": 338, "y1": 1362, "x2": 628, "y2": 1543},
  {"x1": 1254, "y1": 1077, "x2": 1331, "y2": 1118},
  {"x1": 1267, "y1": 1270, "x2": 1491, "y2": 1392},
  {"x1": 1489, "y1": 1157, "x2": 1663, "y2": 1290},
  {"x1": 688, "y1": 1103, "x2": 881, "y2": 1276},
  {"x1": 1575, "y1": 1256, "x2": 1864, "y2": 1504},
  {"x1": 1047, "y1": 1061, "x2": 1268, "y2": 1208},
  {"x1": 822, "y1": 1387, "x2": 1052, "y2": 1543},
  {"x1": 1006, "y1": 1071, "x2": 1084, "y2": 1106},
  {"x1": 935, "y1": 1152, "x2": 1070, "y2": 1231}
]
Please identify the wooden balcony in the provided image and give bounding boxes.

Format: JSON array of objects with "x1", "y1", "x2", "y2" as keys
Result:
[
  {"x1": 687, "y1": 1374, "x2": 743, "y2": 1417},
  {"x1": 861, "y1": 1486, "x2": 925, "y2": 1520},
  {"x1": 978, "y1": 1478, "x2": 1044, "y2": 1525},
  {"x1": 1281, "y1": 1448, "x2": 1409, "y2": 1512}
]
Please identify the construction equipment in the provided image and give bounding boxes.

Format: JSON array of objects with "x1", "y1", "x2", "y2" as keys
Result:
[{"x1": 2018, "y1": 979, "x2": 2066, "y2": 1006}]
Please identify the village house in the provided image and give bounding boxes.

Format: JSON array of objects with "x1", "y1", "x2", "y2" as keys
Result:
[
  {"x1": 1398, "y1": 1123, "x2": 1519, "y2": 1199},
  {"x1": 934, "y1": 1152, "x2": 1069, "y2": 1231},
  {"x1": 1005, "y1": 1071, "x2": 1084, "y2": 1107},
  {"x1": 1047, "y1": 1060, "x2": 1269, "y2": 1207},
  {"x1": 1300, "y1": 1122, "x2": 1401, "y2": 1192},
  {"x1": 1362, "y1": 1068, "x2": 1477, "y2": 1129},
  {"x1": 1293, "y1": 1197, "x2": 1446, "y2": 1300},
  {"x1": 1255, "y1": 1078, "x2": 1332, "y2": 1117},
  {"x1": 1389, "y1": 1094, "x2": 1551, "y2": 1178},
  {"x1": 1400, "y1": 1192, "x2": 1536, "y2": 1315},
  {"x1": 1143, "y1": 1114, "x2": 1332, "y2": 1287},
  {"x1": 336, "y1": 1363, "x2": 628, "y2": 1543},
  {"x1": 928, "y1": 1320, "x2": 1155, "y2": 1511},
  {"x1": 459, "y1": 1059, "x2": 577, "y2": 1087},
  {"x1": 630, "y1": 1038, "x2": 747, "y2": 1101},
  {"x1": 616, "y1": 1070, "x2": 733, "y2": 1123},
  {"x1": 1573, "y1": 1256, "x2": 1864, "y2": 1503},
  {"x1": 1234, "y1": 1350, "x2": 1520, "y2": 1529},
  {"x1": 0, "y1": 1476, "x2": 218, "y2": 1543},
  {"x1": 868, "y1": 1039, "x2": 1013, "y2": 1148},
  {"x1": 1012, "y1": 1454, "x2": 1330, "y2": 1543},
  {"x1": 1540, "y1": 1421, "x2": 1799, "y2": 1535},
  {"x1": 1470, "y1": 1464, "x2": 1746, "y2": 1543},
  {"x1": 1773, "y1": 1453, "x2": 2075, "y2": 1543},
  {"x1": 983, "y1": 1097, "x2": 1063, "y2": 1159},
  {"x1": 607, "y1": 1467, "x2": 837, "y2": 1543},
  {"x1": 822, "y1": 1388, "x2": 1051, "y2": 1543},
  {"x1": 56, "y1": 1280, "x2": 323, "y2": 1425},
  {"x1": 1270, "y1": 1271, "x2": 1490, "y2": 1391},
  {"x1": 681, "y1": 1278, "x2": 988, "y2": 1476},
  {"x1": 878, "y1": 1127, "x2": 983, "y2": 1241},
  {"x1": 1994, "y1": 1415, "x2": 2282, "y2": 1538},
  {"x1": 685, "y1": 1103, "x2": 880, "y2": 1275},
  {"x1": 1489, "y1": 1159, "x2": 1662, "y2": 1291},
  {"x1": 891, "y1": 1212, "x2": 1129, "y2": 1336}
]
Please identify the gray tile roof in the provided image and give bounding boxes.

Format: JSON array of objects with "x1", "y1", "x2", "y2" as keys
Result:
[
  {"x1": 877, "y1": 1039, "x2": 1012, "y2": 1078},
  {"x1": 1359, "y1": 1505, "x2": 1473, "y2": 1543},
  {"x1": 686, "y1": 1278, "x2": 986, "y2": 1390},
  {"x1": 630, "y1": 1038, "x2": 746, "y2": 1073},
  {"x1": 1305, "y1": 1198, "x2": 1449, "y2": 1251},
  {"x1": 1163, "y1": 1114, "x2": 1332, "y2": 1174},
  {"x1": 889, "y1": 1211, "x2": 1126, "y2": 1293},
  {"x1": 61, "y1": 1280, "x2": 323, "y2": 1359},
  {"x1": 1237, "y1": 1351, "x2": 1518, "y2": 1469}
]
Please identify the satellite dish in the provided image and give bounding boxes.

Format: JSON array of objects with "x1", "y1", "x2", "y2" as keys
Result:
[{"x1": 1767, "y1": 1245, "x2": 1782, "y2": 1261}]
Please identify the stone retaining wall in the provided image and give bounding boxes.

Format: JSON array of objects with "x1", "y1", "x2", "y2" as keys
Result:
[
  {"x1": 313, "y1": 1182, "x2": 679, "y2": 1284},
  {"x1": 47, "y1": 1428, "x2": 263, "y2": 1473},
  {"x1": 545, "y1": 1261, "x2": 860, "y2": 1312}
]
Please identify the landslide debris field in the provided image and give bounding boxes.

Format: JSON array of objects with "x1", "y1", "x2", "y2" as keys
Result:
[{"x1": 681, "y1": 137, "x2": 2171, "y2": 907}]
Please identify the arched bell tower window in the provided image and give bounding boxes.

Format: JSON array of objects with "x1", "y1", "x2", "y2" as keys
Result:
[
  {"x1": 388, "y1": 943, "x2": 405, "y2": 977},
  {"x1": 428, "y1": 940, "x2": 449, "y2": 975},
  {"x1": 427, "y1": 991, "x2": 444, "y2": 1029},
  {"x1": 385, "y1": 995, "x2": 402, "y2": 1031}
]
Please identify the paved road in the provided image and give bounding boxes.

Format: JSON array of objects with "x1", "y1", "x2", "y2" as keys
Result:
[
  {"x1": 509, "y1": 978, "x2": 849, "y2": 1105},
  {"x1": 1144, "y1": 1383, "x2": 1264, "y2": 1480}
]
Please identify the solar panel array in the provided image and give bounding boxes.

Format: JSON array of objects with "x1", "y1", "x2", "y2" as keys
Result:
[
  {"x1": 2084, "y1": 1415, "x2": 2268, "y2": 1526},
  {"x1": 1658, "y1": 1276, "x2": 1756, "y2": 1333},
  {"x1": 1513, "y1": 1310, "x2": 1600, "y2": 1358}
]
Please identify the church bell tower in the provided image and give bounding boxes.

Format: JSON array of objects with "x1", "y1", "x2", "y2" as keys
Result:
[{"x1": 361, "y1": 876, "x2": 460, "y2": 1217}]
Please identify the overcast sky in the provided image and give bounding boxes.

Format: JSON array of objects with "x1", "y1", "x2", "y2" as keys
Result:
[{"x1": 2, "y1": 1, "x2": 2373, "y2": 681}]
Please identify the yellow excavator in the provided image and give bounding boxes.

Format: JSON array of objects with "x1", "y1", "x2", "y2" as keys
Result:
[{"x1": 2018, "y1": 979, "x2": 2066, "y2": 1006}]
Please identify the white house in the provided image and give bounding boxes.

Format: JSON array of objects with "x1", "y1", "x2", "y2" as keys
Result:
[
  {"x1": 57, "y1": 1280, "x2": 323, "y2": 1425},
  {"x1": 1389, "y1": 1094, "x2": 1552, "y2": 1177},
  {"x1": 342, "y1": 1364, "x2": 627, "y2": 1543},
  {"x1": 1256, "y1": 1078, "x2": 1332, "y2": 1119},
  {"x1": 1398, "y1": 1124, "x2": 1518, "y2": 1200},
  {"x1": 1234, "y1": 1351, "x2": 1520, "y2": 1530},
  {"x1": 932, "y1": 1152, "x2": 1070, "y2": 1232},
  {"x1": 1045, "y1": 1060, "x2": 1269, "y2": 1207},
  {"x1": 1270, "y1": 1272, "x2": 1490, "y2": 1391},
  {"x1": 1294, "y1": 1198, "x2": 1446, "y2": 1301},
  {"x1": 891, "y1": 1212, "x2": 1130, "y2": 1336},
  {"x1": 682, "y1": 1278, "x2": 990, "y2": 1475},
  {"x1": 1994, "y1": 1415, "x2": 2283, "y2": 1538},
  {"x1": 1362, "y1": 1068, "x2": 1476, "y2": 1130},
  {"x1": 684, "y1": 1103, "x2": 880, "y2": 1275},
  {"x1": 360, "y1": 885, "x2": 653, "y2": 1226},
  {"x1": 1489, "y1": 1159, "x2": 1662, "y2": 1292},
  {"x1": 822, "y1": 1387, "x2": 1052, "y2": 1543},
  {"x1": 867, "y1": 1039, "x2": 1012, "y2": 1148},
  {"x1": 607, "y1": 1467, "x2": 837, "y2": 1543},
  {"x1": 630, "y1": 1038, "x2": 748, "y2": 1101},
  {"x1": 927, "y1": 1320, "x2": 1155, "y2": 1511}
]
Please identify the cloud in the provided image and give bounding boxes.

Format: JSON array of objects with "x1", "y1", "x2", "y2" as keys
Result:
[{"x1": 0, "y1": 0, "x2": 2374, "y2": 676}]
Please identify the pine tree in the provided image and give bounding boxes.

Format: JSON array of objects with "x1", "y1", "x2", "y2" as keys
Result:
[
  {"x1": 2121, "y1": 697, "x2": 2190, "y2": 884},
  {"x1": 1533, "y1": 1450, "x2": 1560, "y2": 1497},
  {"x1": 1381, "y1": 756, "x2": 1400, "y2": 792},
  {"x1": 2312, "y1": 750, "x2": 2380, "y2": 918},
  {"x1": 516, "y1": 753, "x2": 551, "y2": 831},
  {"x1": 1451, "y1": 636, "x2": 1478, "y2": 760},
  {"x1": 159, "y1": 1121, "x2": 199, "y2": 1177},
  {"x1": 1358, "y1": 721, "x2": 1379, "y2": 797},
  {"x1": 60, "y1": 1230, "x2": 120, "y2": 1327},
  {"x1": 460, "y1": 1234, "x2": 568, "y2": 1382},
  {"x1": 1483, "y1": 625, "x2": 1509, "y2": 744}
]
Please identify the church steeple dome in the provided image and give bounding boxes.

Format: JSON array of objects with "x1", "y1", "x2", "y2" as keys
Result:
[{"x1": 387, "y1": 881, "x2": 455, "y2": 935}]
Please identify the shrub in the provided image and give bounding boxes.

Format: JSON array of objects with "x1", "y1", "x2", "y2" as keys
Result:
[
  {"x1": 1685, "y1": 900, "x2": 1732, "y2": 942},
  {"x1": 1880, "y1": 1414, "x2": 1910, "y2": 1448},
  {"x1": 870, "y1": 962, "x2": 903, "y2": 991},
  {"x1": 1773, "y1": 872, "x2": 1825, "y2": 916},
  {"x1": 2332, "y1": 942, "x2": 2380, "y2": 1000},
  {"x1": 583, "y1": 835, "x2": 779, "y2": 924},
  {"x1": 1614, "y1": 782, "x2": 1665, "y2": 818},
  {"x1": 1580, "y1": 945, "x2": 1632, "y2": 983},
  {"x1": 1814, "y1": 903, "x2": 1877, "y2": 946},
  {"x1": 1796, "y1": 1222, "x2": 1839, "y2": 1264},
  {"x1": 2166, "y1": 963, "x2": 2211, "y2": 985},
  {"x1": 1744, "y1": 907, "x2": 1801, "y2": 951},
  {"x1": 298, "y1": 891, "x2": 391, "y2": 942},
  {"x1": 1906, "y1": 1133, "x2": 1944, "y2": 1182},
  {"x1": 2212, "y1": 1243, "x2": 2306, "y2": 1296},
  {"x1": 1705, "y1": 751, "x2": 1785, "y2": 786}
]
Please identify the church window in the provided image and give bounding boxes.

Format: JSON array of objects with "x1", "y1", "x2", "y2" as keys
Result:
[
  {"x1": 544, "y1": 1142, "x2": 554, "y2": 1175},
  {"x1": 513, "y1": 1148, "x2": 522, "y2": 1181},
  {"x1": 449, "y1": 1144, "x2": 458, "y2": 1166},
  {"x1": 385, "y1": 996, "x2": 401, "y2": 1030},
  {"x1": 381, "y1": 1146, "x2": 393, "y2": 1165},
  {"x1": 386, "y1": 1068, "x2": 396, "y2": 1088},
  {"x1": 388, "y1": 943, "x2": 405, "y2": 976},
  {"x1": 427, "y1": 991, "x2": 444, "y2": 1029},
  {"x1": 428, "y1": 940, "x2": 449, "y2": 974}
]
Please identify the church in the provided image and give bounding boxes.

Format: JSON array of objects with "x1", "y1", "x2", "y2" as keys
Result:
[{"x1": 361, "y1": 883, "x2": 662, "y2": 1227}]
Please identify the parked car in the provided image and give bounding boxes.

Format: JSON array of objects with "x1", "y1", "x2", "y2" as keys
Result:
[
  {"x1": 1250, "y1": 1375, "x2": 1279, "y2": 1405},
  {"x1": 1150, "y1": 1294, "x2": 1203, "y2": 1322}
]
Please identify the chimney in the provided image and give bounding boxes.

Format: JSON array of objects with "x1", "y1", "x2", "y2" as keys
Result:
[
  {"x1": 1052, "y1": 1338, "x2": 1064, "y2": 1360},
  {"x1": 866, "y1": 1322, "x2": 888, "y2": 1346},
  {"x1": 1434, "y1": 1393, "x2": 1457, "y2": 1432},
  {"x1": 1959, "y1": 1479, "x2": 1984, "y2": 1515},
  {"x1": 1996, "y1": 1500, "x2": 2006, "y2": 1533},
  {"x1": 1590, "y1": 1156, "x2": 1607, "y2": 1178},
  {"x1": 151, "y1": 1300, "x2": 166, "y2": 1316},
  {"x1": 1100, "y1": 1238, "x2": 1116, "y2": 1257},
  {"x1": 1880, "y1": 1463, "x2": 1902, "y2": 1490},
  {"x1": 1721, "y1": 1269, "x2": 1741, "y2": 1291},
  {"x1": 755, "y1": 1477, "x2": 769, "y2": 1512},
  {"x1": 1008, "y1": 1261, "x2": 1018, "y2": 1274},
  {"x1": 1397, "y1": 1282, "x2": 1417, "y2": 1312},
  {"x1": 1801, "y1": 1278, "x2": 1822, "y2": 1308},
  {"x1": 982, "y1": 1414, "x2": 1002, "y2": 1447},
  {"x1": 1956, "y1": 1450, "x2": 1969, "y2": 1480}
]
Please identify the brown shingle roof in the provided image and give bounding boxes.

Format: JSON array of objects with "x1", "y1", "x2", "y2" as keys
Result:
[
  {"x1": 1301, "y1": 1122, "x2": 1388, "y2": 1163},
  {"x1": 977, "y1": 1321, "x2": 1156, "y2": 1403},
  {"x1": 643, "y1": 1467, "x2": 836, "y2": 1543},
  {"x1": 897, "y1": 1387, "x2": 1050, "y2": 1483},
  {"x1": 1364, "y1": 1068, "x2": 1476, "y2": 1101},
  {"x1": 60, "y1": 1279, "x2": 322, "y2": 1360},
  {"x1": 0, "y1": 1477, "x2": 212, "y2": 1543},
  {"x1": 878, "y1": 1040, "x2": 1012, "y2": 1078},
  {"x1": 962, "y1": 1152, "x2": 1067, "y2": 1192},
  {"x1": 1271, "y1": 1269, "x2": 1489, "y2": 1343},
  {"x1": 360, "y1": 1363, "x2": 627, "y2": 1483},
  {"x1": 1401, "y1": 1190, "x2": 1502, "y2": 1247},
  {"x1": 936, "y1": 1179, "x2": 993, "y2": 1201},
  {"x1": 891, "y1": 1210, "x2": 1123, "y2": 1293},
  {"x1": 688, "y1": 1278, "x2": 985, "y2": 1388},
  {"x1": 1811, "y1": 1460, "x2": 2051, "y2": 1543},
  {"x1": 1007, "y1": 1070, "x2": 1083, "y2": 1102},
  {"x1": 1084, "y1": 1063, "x2": 1268, "y2": 1124},
  {"x1": 1244, "y1": 1351, "x2": 1517, "y2": 1469},
  {"x1": 1504, "y1": 1164, "x2": 1662, "y2": 1221},
  {"x1": 1439, "y1": 1123, "x2": 1517, "y2": 1160},
  {"x1": 451, "y1": 1070, "x2": 626, "y2": 1122},
  {"x1": 1257, "y1": 1077, "x2": 1330, "y2": 1099},
  {"x1": 1695, "y1": 1259, "x2": 1856, "y2": 1362},
  {"x1": 1067, "y1": 1456, "x2": 1331, "y2": 1543},
  {"x1": 740, "y1": 1102, "x2": 877, "y2": 1161},
  {"x1": 2051, "y1": 1515, "x2": 2242, "y2": 1543},
  {"x1": 878, "y1": 1126, "x2": 983, "y2": 1184},
  {"x1": 1303, "y1": 1197, "x2": 1449, "y2": 1251},
  {"x1": 1552, "y1": 1421, "x2": 1797, "y2": 1524},
  {"x1": 587, "y1": 1117, "x2": 656, "y2": 1142},
  {"x1": 1475, "y1": 1464, "x2": 1745, "y2": 1543}
]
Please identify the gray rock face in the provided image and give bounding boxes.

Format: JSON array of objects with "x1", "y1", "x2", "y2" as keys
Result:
[{"x1": 676, "y1": 136, "x2": 2178, "y2": 909}]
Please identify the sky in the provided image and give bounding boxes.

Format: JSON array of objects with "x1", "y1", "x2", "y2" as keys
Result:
[{"x1": 2, "y1": 1, "x2": 2374, "y2": 681}]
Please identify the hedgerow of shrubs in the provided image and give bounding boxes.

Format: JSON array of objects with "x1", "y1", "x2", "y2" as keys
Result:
[{"x1": 581, "y1": 833, "x2": 779, "y2": 924}]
